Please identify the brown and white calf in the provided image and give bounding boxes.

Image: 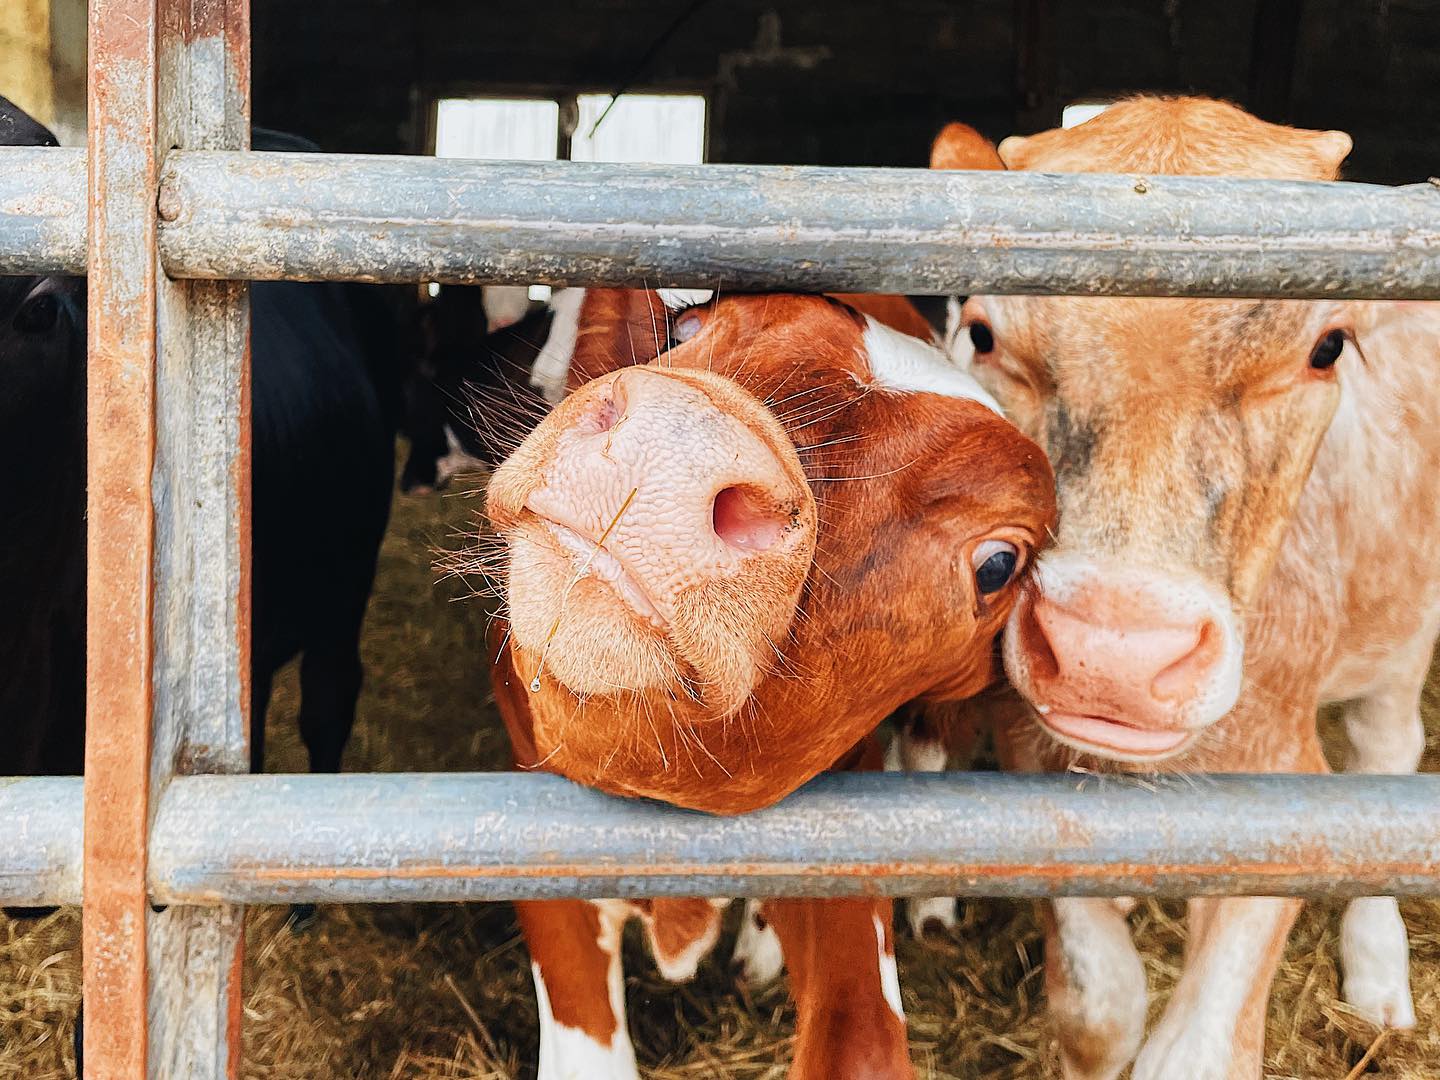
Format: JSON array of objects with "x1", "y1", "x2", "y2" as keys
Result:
[
  {"x1": 484, "y1": 287, "x2": 1055, "y2": 1078},
  {"x1": 933, "y1": 97, "x2": 1439, "y2": 1079}
]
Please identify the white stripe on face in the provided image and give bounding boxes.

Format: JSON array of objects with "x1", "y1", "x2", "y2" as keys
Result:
[{"x1": 862, "y1": 315, "x2": 1002, "y2": 412}]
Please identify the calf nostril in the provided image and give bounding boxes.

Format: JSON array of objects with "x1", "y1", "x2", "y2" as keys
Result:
[
  {"x1": 1151, "y1": 618, "x2": 1223, "y2": 703},
  {"x1": 1017, "y1": 594, "x2": 1060, "y2": 682},
  {"x1": 712, "y1": 486, "x2": 789, "y2": 552},
  {"x1": 585, "y1": 377, "x2": 629, "y2": 435}
]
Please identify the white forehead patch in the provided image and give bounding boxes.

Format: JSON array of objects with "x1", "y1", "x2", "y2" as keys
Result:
[
  {"x1": 528, "y1": 287, "x2": 585, "y2": 405},
  {"x1": 658, "y1": 288, "x2": 714, "y2": 312},
  {"x1": 862, "y1": 315, "x2": 1002, "y2": 413}
]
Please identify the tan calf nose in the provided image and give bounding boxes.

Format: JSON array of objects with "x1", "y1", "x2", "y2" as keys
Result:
[
  {"x1": 1005, "y1": 554, "x2": 1243, "y2": 760},
  {"x1": 524, "y1": 367, "x2": 809, "y2": 623}
]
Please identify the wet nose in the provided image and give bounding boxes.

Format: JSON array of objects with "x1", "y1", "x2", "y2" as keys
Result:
[
  {"x1": 1006, "y1": 555, "x2": 1242, "y2": 757},
  {"x1": 526, "y1": 368, "x2": 809, "y2": 617}
]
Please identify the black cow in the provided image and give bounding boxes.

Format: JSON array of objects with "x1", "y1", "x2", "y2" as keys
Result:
[
  {"x1": 399, "y1": 284, "x2": 550, "y2": 493},
  {"x1": 0, "y1": 99, "x2": 396, "y2": 779}
]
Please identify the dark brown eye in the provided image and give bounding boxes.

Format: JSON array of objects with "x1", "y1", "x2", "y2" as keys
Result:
[
  {"x1": 1309, "y1": 329, "x2": 1346, "y2": 370},
  {"x1": 969, "y1": 321, "x2": 995, "y2": 354}
]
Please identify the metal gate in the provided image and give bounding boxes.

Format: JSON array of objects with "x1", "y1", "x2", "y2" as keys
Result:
[{"x1": 0, "y1": 0, "x2": 1436, "y2": 1075}]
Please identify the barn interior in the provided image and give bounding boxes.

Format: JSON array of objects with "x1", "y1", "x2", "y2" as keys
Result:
[{"x1": 1, "y1": 1, "x2": 1438, "y2": 1076}]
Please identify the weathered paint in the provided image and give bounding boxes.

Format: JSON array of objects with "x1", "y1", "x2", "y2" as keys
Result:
[
  {"x1": 6, "y1": 150, "x2": 1440, "y2": 297},
  {"x1": 84, "y1": 0, "x2": 160, "y2": 1075},
  {"x1": 148, "y1": 0, "x2": 252, "y2": 1076},
  {"x1": 0, "y1": 146, "x2": 85, "y2": 273},
  {"x1": 154, "y1": 152, "x2": 1440, "y2": 298},
  {"x1": 145, "y1": 772, "x2": 1440, "y2": 904},
  {"x1": 0, "y1": 778, "x2": 82, "y2": 906}
]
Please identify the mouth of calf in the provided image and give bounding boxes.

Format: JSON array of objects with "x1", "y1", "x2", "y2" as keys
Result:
[
  {"x1": 530, "y1": 514, "x2": 669, "y2": 629},
  {"x1": 1036, "y1": 710, "x2": 1194, "y2": 759}
]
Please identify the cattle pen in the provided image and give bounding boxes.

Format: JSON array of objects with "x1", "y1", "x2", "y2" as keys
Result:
[{"x1": 0, "y1": 1, "x2": 1438, "y2": 1076}]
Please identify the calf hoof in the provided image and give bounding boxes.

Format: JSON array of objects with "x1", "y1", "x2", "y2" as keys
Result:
[
  {"x1": 285, "y1": 903, "x2": 319, "y2": 931},
  {"x1": 905, "y1": 897, "x2": 957, "y2": 940},
  {"x1": 1341, "y1": 897, "x2": 1417, "y2": 1029}
]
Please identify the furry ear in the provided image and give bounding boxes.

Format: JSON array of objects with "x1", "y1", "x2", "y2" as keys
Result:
[
  {"x1": 996, "y1": 134, "x2": 1030, "y2": 169},
  {"x1": 929, "y1": 122, "x2": 1006, "y2": 171},
  {"x1": 1308, "y1": 129, "x2": 1353, "y2": 176}
]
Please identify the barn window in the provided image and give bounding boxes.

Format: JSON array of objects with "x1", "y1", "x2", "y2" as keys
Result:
[
  {"x1": 429, "y1": 92, "x2": 706, "y2": 307},
  {"x1": 432, "y1": 92, "x2": 707, "y2": 164},
  {"x1": 571, "y1": 93, "x2": 707, "y2": 164},
  {"x1": 434, "y1": 97, "x2": 562, "y2": 160}
]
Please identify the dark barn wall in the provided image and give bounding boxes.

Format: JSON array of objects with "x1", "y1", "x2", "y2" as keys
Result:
[{"x1": 252, "y1": 0, "x2": 1439, "y2": 183}]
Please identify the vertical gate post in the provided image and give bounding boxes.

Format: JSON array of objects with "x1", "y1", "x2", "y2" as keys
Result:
[{"x1": 85, "y1": 0, "x2": 251, "y2": 1076}]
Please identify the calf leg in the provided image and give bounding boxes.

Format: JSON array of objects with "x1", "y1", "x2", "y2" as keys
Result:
[
  {"x1": 732, "y1": 899, "x2": 784, "y2": 986},
  {"x1": 1044, "y1": 897, "x2": 1147, "y2": 1080},
  {"x1": 1336, "y1": 641, "x2": 1427, "y2": 1029},
  {"x1": 887, "y1": 707, "x2": 959, "y2": 937},
  {"x1": 767, "y1": 897, "x2": 913, "y2": 1080},
  {"x1": 1133, "y1": 896, "x2": 1299, "y2": 1080},
  {"x1": 296, "y1": 640, "x2": 363, "y2": 775},
  {"x1": 515, "y1": 899, "x2": 639, "y2": 1080}
]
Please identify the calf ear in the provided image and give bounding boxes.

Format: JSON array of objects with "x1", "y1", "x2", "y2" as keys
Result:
[
  {"x1": 1308, "y1": 129, "x2": 1353, "y2": 177},
  {"x1": 929, "y1": 122, "x2": 1005, "y2": 171}
]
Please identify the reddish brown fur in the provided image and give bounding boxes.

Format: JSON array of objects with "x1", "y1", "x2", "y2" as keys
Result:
[
  {"x1": 488, "y1": 288, "x2": 1056, "y2": 1078},
  {"x1": 493, "y1": 290, "x2": 1053, "y2": 813}
]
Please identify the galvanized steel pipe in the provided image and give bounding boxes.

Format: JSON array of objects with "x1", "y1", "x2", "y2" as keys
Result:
[
  {"x1": 0, "y1": 778, "x2": 83, "y2": 906},
  {"x1": 0, "y1": 147, "x2": 86, "y2": 275},
  {"x1": 154, "y1": 151, "x2": 1440, "y2": 297},
  {"x1": 147, "y1": 771, "x2": 1440, "y2": 905},
  {"x1": 3, "y1": 148, "x2": 1439, "y2": 297}
]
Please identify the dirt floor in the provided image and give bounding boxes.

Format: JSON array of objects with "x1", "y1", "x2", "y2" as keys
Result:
[{"x1": 1, "y1": 481, "x2": 1436, "y2": 1079}]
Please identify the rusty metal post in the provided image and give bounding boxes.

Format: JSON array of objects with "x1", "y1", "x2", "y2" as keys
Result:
[
  {"x1": 85, "y1": 0, "x2": 162, "y2": 1072},
  {"x1": 85, "y1": 0, "x2": 251, "y2": 1076}
]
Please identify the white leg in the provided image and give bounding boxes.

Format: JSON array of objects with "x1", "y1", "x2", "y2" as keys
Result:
[
  {"x1": 733, "y1": 899, "x2": 784, "y2": 986},
  {"x1": 1337, "y1": 655, "x2": 1427, "y2": 1028},
  {"x1": 1341, "y1": 897, "x2": 1417, "y2": 1028},
  {"x1": 520, "y1": 900, "x2": 640, "y2": 1080},
  {"x1": 1133, "y1": 897, "x2": 1296, "y2": 1080},
  {"x1": 1045, "y1": 898, "x2": 1147, "y2": 1080},
  {"x1": 637, "y1": 898, "x2": 726, "y2": 983},
  {"x1": 889, "y1": 723, "x2": 960, "y2": 938}
]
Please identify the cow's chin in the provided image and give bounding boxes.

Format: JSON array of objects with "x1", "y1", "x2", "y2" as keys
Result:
[{"x1": 505, "y1": 529, "x2": 789, "y2": 720}]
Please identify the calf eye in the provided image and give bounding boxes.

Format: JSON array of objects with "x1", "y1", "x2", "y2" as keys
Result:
[
  {"x1": 1308, "y1": 329, "x2": 1346, "y2": 370},
  {"x1": 972, "y1": 539, "x2": 1019, "y2": 594},
  {"x1": 13, "y1": 293, "x2": 58, "y2": 335},
  {"x1": 968, "y1": 321, "x2": 995, "y2": 355}
]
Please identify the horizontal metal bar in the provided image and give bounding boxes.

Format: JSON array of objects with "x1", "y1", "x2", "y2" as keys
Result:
[
  {"x1": 0, "y1": 148, "x2": 86, "y2": 275},
  {"x1": 0, "y1": 778, "x2": 83, "y2": 906},
  {"x1": 153, "y1": 152, "x2": 1440, "y2": 297},
  {"x1": 147, "y1": 772, "x2": 1440, "y2": 904},
  {"x1": 3, "y1": 148, "x2": 1439, "y2": 297}
]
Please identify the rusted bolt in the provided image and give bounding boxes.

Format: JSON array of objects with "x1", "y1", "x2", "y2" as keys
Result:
[
  {"x1": 157, "y1": 185, "x2": 182, "y2": 222},
  {"x1": 1133, "y1": 178, "x2": 1150, "y2": 194}
]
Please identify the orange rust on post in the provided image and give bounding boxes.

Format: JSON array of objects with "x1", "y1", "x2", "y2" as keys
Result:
[{"x1": 84, "y1": 0, "x2": 160, "y2": 1075}]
